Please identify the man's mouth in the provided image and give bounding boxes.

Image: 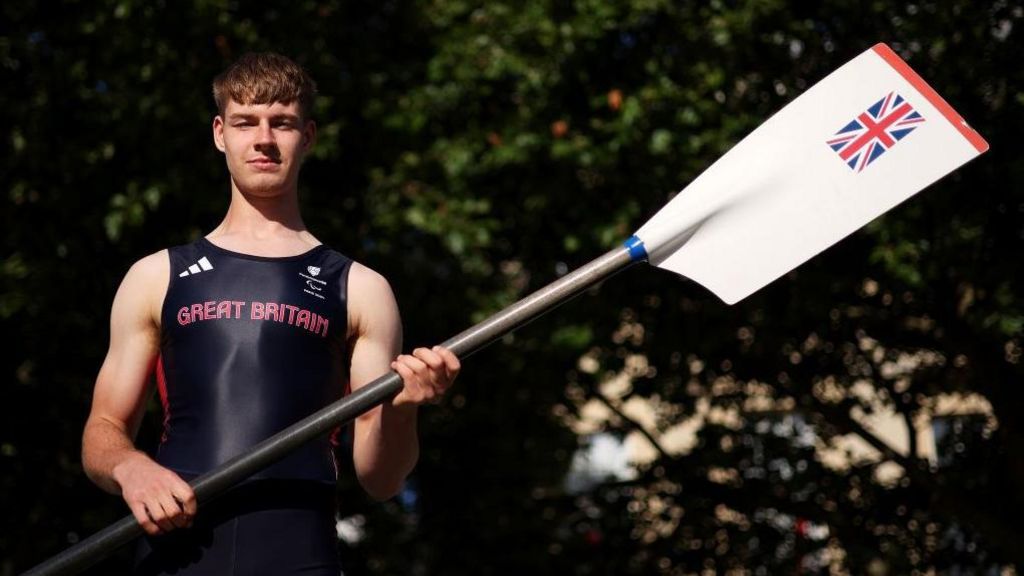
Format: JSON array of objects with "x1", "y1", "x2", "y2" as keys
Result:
[{"x1": 248, "y1": 157, "x2": 281, "y2": 168}]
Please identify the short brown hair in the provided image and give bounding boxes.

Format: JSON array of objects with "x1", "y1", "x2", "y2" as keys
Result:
[{"x1": 212, "y1": 52, "x2": 317, "y2": 120}]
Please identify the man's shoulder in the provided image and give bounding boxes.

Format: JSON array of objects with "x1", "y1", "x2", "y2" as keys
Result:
[
  {"x1": 120, "y1": 249, "x2": 171, "y2": 292},
  {"x1": 347, "y1": 261, "x2": 392, "y2": 294},
  {"x1": 108, "y1": 249, "x2": 171, "y2": 324},
  {"x1": 345, "y1": 261, "x2": 399, "y2": 333},
  {"x1": 130, "y1": 248, "x2": 170, "y2": 274}
]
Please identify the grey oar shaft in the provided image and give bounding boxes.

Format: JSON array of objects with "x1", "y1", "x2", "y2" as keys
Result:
[{"x1": 23, "y1": 245, "x2": 636, "y2": 576}]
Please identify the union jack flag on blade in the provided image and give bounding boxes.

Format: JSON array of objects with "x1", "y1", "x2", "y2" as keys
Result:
[{"x1": 827, "y1": 91, "x2": 926, "y2": 172}]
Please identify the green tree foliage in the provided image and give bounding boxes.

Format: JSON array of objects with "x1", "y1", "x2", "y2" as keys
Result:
[{"x1": 2, "y1": 1, "x2": 1021, "y2": 574}]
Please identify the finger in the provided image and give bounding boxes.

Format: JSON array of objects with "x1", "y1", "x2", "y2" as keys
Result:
[
  {"x1": 172, "y1": 497, "x2": 192, "y2": 529},
  {"x1": 414, "y1": 352, "x2": 447, "y2": 389},
  {"x1": 412, "y1": 347, "x2": 444, "y2": 371},
  {"x1": 162, "y1": 495, "x2": 190, "y2": 530},
  {"x1": 146, "y1": 501, "x2": 175, "y2": 533},
  {"x1": 433, "y1": 346, "x2": 461, "y2": 376},
  {"x1": 392, "y1": 359, "x2": 418, "y2": 387},
  {"x1": 129, "y1": 501, "x2": 161, "y2": 536},
  {"x1": 174, "y1": 495, "x2": 195, "y2": 528},
  {"x1": 431, "y1": 381, "x2": 450, "y2": 400},
  {"x1": 392, "y1": 360, "x2": 430, "y2": 404},
  {"x1": 398, "y1": 354, "x2": 429, "y2": 376},
  {"x1": 169, "y1": 475, "x2": 195, "y2": 516},
  {"x1": 172, "y1": 483, "x2": 197, "y2": 518}
]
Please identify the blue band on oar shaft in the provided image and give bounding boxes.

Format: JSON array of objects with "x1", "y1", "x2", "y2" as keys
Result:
[{"x1": 623, "y1": 235, "x2": 648, "y2": 262}]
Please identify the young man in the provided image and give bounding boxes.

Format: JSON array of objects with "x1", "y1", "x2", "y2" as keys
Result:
[{"x1": 81, "y1": 52, "x2": 460, "y2": 575}]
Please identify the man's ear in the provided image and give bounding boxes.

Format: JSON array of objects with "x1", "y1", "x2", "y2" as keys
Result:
[
  {"x1": 212, "y1": 115, "x2": 226, "y2": 152},
  {"x1": 302, "y1": 120, "x2": 317, "y2": 152}
]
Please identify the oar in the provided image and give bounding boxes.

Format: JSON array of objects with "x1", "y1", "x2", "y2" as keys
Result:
[{"x1": 22, "y1": 43, "x2": 987, "y2": 576}]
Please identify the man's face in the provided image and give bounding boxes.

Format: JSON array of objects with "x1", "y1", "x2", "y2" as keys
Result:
[{"x1": 212, "y1": 100, "x2": 315, "y2": 197}]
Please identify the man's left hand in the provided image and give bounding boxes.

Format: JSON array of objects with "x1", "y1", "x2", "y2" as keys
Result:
[{"x1": 390, "y1": 346, "x2": 461, "y2": 406}]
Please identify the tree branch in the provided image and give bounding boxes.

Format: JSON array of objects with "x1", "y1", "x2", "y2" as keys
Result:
[
  {"x1": 591, "y1": 390, "x2": 674, "y2": 463},
  {"x1": 809, "y1": 397, "x2": 1024, "y2": 563},
  {"x1": 903, "y1": 410, "x2": 918, "y2": 462}
]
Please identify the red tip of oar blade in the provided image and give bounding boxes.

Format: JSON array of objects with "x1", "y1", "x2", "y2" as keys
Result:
[{"x1": 871, "y1": 43, "x2": 989, "y2": 154}]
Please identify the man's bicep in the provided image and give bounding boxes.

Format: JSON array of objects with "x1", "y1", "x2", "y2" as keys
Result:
[
  {"x1": 347, "y1": 263, "x2": 403, "y2": 393},
  {"x1": 88, "y1": 256, "x2": 165, "y2": 436}
]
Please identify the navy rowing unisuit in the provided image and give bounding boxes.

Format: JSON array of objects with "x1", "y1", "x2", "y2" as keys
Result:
[
  {"x1": 134, "y1": 237, "x2": 352, "y2": 575},
  {"x1": 156, "y1": 237, "x2": 353, "y2": 482}
]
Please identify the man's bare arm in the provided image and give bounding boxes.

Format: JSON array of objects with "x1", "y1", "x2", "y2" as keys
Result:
[
  {"x1": 81, "y1": 251, "x2": 196, "y2": 535},
  {"x1": 347, "y1": 263, "x2": 460, "y2": 501}
]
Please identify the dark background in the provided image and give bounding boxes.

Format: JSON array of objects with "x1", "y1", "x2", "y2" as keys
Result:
[{"x1": 2, "y1": 1, "x2": 1022, "y2": 574}]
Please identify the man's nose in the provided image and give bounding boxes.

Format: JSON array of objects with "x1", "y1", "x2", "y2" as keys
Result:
[{"x1": 254, "y1": 122, "x2": 276, "y2": 146}]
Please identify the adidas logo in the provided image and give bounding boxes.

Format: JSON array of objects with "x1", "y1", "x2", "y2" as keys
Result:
[{"x1": 179, "y1": 256, "x2": 214, "y2": 277}]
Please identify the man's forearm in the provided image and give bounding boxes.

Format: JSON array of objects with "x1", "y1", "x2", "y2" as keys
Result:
[
  {"x1": 82, "y1": 415, "x2": 197, "y2": 534},
  {"x1": 353, "y1": 403, "x2": 420, "y2": 501},
  {"x1": 81, "y1": 416, "x2": 153, "y2": 495}
]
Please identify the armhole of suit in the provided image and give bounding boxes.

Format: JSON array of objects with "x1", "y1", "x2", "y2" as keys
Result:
[
  {"x1": 155, "y1": 248, "x2": 174, "y2": 333},
  {"x1": 340, "y1": 258, "x2": 354, "y2": 396}
]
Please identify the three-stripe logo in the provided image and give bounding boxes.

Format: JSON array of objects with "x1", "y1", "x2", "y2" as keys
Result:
[{"x1": 179, "y1": 256, "x2": 214, "y2": 278}]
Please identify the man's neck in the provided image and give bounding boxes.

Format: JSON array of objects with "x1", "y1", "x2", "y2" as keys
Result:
[{"x1": 207, "y1": 182, "x2": 319, "y2": 253}]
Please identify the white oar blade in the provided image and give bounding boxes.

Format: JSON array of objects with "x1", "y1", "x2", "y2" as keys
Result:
[{"x1": 631, "y1": 43, "x2": 988, "y2": 305}]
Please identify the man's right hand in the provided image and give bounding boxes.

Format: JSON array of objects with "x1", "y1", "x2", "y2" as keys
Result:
[{"x1": 112, "y1": 453, "x2": 196, "y2": 535}]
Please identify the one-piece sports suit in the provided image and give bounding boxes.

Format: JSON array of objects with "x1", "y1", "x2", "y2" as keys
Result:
[{"x1": 133, "y1": 237, "x2": 353, "y2": 575}]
